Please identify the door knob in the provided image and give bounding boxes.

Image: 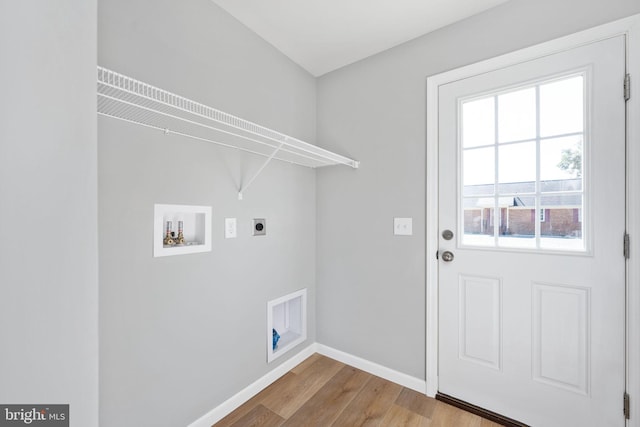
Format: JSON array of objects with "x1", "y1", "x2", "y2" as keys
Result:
[{"x1": 441, "y1": 251, "x2": 455, "y2": 262}]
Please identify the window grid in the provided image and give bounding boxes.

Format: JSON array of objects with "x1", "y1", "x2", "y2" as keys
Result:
[{"x1": 460, "y1": 74, "x2": 585, "y2": 251}]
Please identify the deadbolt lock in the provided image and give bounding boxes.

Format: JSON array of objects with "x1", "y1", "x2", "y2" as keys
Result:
[{"x1": 442, "y1": 229, "x2": 454, "y2": 240}]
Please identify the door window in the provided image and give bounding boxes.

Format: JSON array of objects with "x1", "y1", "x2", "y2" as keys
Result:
[{"x1": 460, "y1": 74, "x2": 586, "y2": 251}]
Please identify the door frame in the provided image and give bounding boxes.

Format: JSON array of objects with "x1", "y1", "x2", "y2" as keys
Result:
[{"x1": 425, "y1": 13, "x2": 640, "y2": 424}]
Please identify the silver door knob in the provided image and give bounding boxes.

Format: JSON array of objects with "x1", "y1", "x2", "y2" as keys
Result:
[{"x1": 441, "y1": 251, "x2": 454, "y2": 262}]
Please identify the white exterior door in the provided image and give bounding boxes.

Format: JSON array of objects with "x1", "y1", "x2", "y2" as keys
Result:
[{"x1": 438, "y1": 36, "x2": 626, "y2": 426}]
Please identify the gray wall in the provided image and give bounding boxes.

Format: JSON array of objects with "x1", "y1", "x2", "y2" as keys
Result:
[
  {"x1": 316, "y1": 0, "x2": 640, "y2": 379},
  {"x1": 0, "y1": 1, "x2": 99, "y2": 426},
  {"x1": 98, "y1": 0, "x2": 317, "y2": 425}
]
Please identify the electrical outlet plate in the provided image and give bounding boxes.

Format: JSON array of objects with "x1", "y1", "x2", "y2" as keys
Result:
[
  {"x1": 253, "y1": 218, "x2": 266, "y2": 236},
  {"x1": 225, "y1": 218, "x2": 237, "y2": 239},
  {"x1": 394, "y1": 217, "x2": 413, "y2": 236}
]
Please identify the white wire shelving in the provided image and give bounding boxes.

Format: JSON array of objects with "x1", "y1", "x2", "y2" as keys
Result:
[{"x1": 97, "y1": 66, "x2": 359, "y2": 199}]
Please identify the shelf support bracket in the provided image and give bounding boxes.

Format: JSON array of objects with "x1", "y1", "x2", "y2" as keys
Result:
[{"x1": 238, "y1": 142, "x2": 285, "y2": 200}]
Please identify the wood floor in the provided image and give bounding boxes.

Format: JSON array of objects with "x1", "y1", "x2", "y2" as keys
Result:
[{"x1": 214, "y1": 354, "x2": 503, "y2": 427}]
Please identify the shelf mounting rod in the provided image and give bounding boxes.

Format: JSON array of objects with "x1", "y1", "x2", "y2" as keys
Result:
[{"x1": 238, "y1": 141, "x2": 285, "y2": 200}]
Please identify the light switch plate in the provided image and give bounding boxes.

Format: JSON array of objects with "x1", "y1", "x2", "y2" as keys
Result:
[
  {"x1": 225, "y1": 218, "x2": 237, "y2": 239},
  {"x1": 394, "y1": 217, "x2": 413, "y2": 236}
]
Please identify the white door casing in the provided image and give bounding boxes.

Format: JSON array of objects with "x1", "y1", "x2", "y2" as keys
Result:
[{"x1": 426, "y1": 15, "x2": 640, "y2": 427}]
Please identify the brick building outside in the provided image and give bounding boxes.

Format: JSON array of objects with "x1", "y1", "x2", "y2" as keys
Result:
[{"x1": 463, "y1": 179, "x2": 582, "y2": 239}]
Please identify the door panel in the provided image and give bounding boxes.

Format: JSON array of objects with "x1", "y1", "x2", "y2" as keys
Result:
[
  {"x1": 438, "y1": 36, "x2": 626, "y2": 426},
  {"x1": 458, "y1": 275, "x2": 502, "y2": 370},
  {"x1": 532, "y1": 283, "x2": 589, "y2": 395}
]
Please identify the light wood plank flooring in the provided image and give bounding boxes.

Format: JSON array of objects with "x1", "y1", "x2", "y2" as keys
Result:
[{"x1": 214, "y1": 354, "x2": 502, "y2": 427}]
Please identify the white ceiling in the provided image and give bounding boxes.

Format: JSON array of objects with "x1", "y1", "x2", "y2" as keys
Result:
[{"x1": 210, "y1": 0, "x2": 510, "y2": 76}]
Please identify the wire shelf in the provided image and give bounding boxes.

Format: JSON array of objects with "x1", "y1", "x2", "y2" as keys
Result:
[{"x1": 97, "y1": 66, "x2": 359, "y2": 169}]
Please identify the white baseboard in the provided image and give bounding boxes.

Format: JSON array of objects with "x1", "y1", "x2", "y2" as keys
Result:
[
  {"x1": 187, "y1": 343, "x2": 317, "y2": 427},
  {"x1": 315, "y1": 344, "x2": 426, "y2": 393},
  {"x1": 187, "y1": 343, "x2": 427, "y2": 426}
]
